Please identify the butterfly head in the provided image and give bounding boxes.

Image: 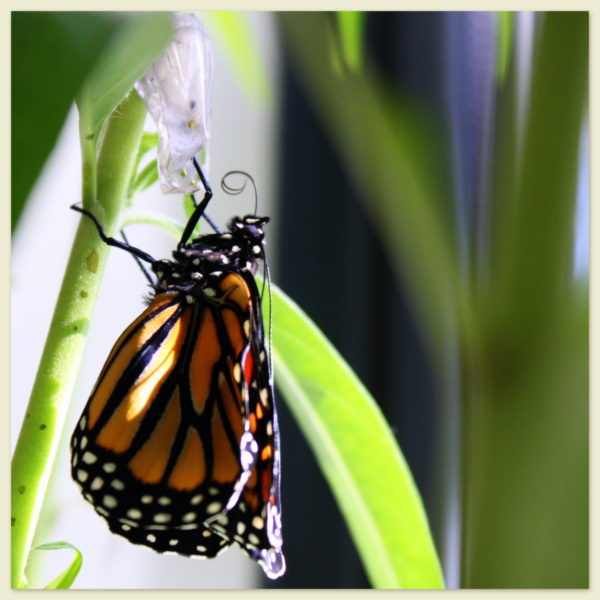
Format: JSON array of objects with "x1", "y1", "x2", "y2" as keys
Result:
[{"x1": 229, "y1": 215, "x2": 270, "y2": 248}]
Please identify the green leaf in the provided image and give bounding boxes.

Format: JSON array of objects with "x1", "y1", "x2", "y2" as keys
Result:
[
  {"x1": 77, "y1": 12, "x2": 172, "y2": 207},
  {"x1": 128, "y1": 132, "x2": 160, "y2": 195},
  {"x1": 270, "y1": 284, "x2": 444, "y2": 589},
  {"x1": 121, "y1": 208, "x2": 184, "y2": 240},
  {"x1": 11, "y1": 12, "x2": 122, "y2": 231},
  {"x1": 34, "y1": 542, "x2": 83, "y2": 589},
  {"x1": 495, "y1": 12, "x2": 514, "y2": 83},
  {"x1": 335, "y1": 11, "x2": 366, "y2": 73},
  {"x1": 138, "y1": 131, "x2": 160, "y2": 157},
  {"x1": 78, "y1": 13, "x2": 173, "y2": 137},
  {"x1": 129, "y1": 159, "x2": 159, "y2": 197}
]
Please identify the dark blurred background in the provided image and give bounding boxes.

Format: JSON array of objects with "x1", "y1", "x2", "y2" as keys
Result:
[{"x1": 271, "y1": 13, "x2": 455, "y2": 588}]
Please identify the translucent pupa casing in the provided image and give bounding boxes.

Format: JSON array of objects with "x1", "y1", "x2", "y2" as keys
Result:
[{"x1": 136, "y1": 12, "x2": 213, "y2": 193}]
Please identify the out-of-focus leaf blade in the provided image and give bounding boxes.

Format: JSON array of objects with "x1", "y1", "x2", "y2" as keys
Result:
[
  {"x1": 34, "y1": 541, "x2": 82, "y2": 589},
  {"x1": 495, "y1": 12, "x2": 514, "y2": 83},
  {"x1": 270, "y1": 284, "x2": 444, "y2": 589},
  {"x1": 77, "y1": 13, "x2": 172, "y2": 207},
  {"x1": 203, "y1": 11, "x2": 271, "y2": 103},
  {"x1": 11, "y1": 12, "x2": 121, "y2": 231},
  {"x1": 336, "y1": 11, "x2": 366, "y2": 72},
  {"x1": 279, "y1": 13, "x2": 463, "y2": 364},
  {"x1": 79, "y1": 12, "x2": 173, "y2": 137}
]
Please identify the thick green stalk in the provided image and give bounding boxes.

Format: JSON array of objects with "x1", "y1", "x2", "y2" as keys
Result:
[
  {"x1": 462, "y1": 13, "x2": 588, "y2": 587},
  {"x1": 11, "y1": 91, "x2": 147, "y2": 588}
]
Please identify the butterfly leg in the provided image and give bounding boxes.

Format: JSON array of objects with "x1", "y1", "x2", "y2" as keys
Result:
[
  {"x1": 71, "y1": 204, "x2": 156, "y2": 264},
  {"x1": 120, "y1": 229, "x2": 158, "y2": 288},
  {"x1": 178, "y1": 158, "x2": 216, "y2": 246}
]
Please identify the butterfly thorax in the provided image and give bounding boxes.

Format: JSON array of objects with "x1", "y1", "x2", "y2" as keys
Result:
[{"x1": 151, "y1": 215, "x2": 269, "y2": 299}]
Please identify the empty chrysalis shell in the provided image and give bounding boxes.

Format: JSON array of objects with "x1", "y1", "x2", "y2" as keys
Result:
[{"x1": 135, "y1": 12, "x2": 213, "y2": 194}]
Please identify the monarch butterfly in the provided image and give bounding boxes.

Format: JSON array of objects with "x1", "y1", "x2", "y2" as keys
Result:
[{"x1": 69, "y1": 168, "x2": 285, "y2": 580}]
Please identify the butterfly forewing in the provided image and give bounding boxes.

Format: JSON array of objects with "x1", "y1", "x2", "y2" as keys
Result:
[{"x1": 71, "y1": 267, "x2": 284, "y2": 577}]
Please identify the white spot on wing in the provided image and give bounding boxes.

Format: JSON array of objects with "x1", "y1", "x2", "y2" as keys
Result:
[
  {"x1": 103, "y1": 495, "x2": 117, "y2": 509},
  {"x1": 206, "y1": 501, "x2": 221, "y2": 514},
  {"x1": 82, "y1": 451, "x2": 97, "y2": 464},
  {"x1": 90, "y1": 477, "x2": 104, "y2": 491},
  {"x1": 153, "y1": 513, "x2": 172, "y2": 523}
]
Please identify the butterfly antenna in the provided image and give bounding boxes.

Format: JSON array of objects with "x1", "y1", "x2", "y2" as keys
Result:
[{"x1": 221, "y1": 170, "x2": 258, "y2": 216}]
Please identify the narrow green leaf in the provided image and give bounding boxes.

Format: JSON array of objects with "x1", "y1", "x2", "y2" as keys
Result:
[
  {"x1": 138, "y1": 131, "x2": 160, "y2": 157},
  {"x1": 121, "y1": 208, "x2": 184, "y2": 240},
  {"x1": 270, "y1": 285, "x2": 444, "y2": 589},
  {"x1": 128, "y1": 132, "x2": 160, "y2": 196},
  {"x1": 34, "y1": 542, "x2": 82, "y2": 589},
  {"x1": 129, "y1": 159, "x2": 159, "y2": 197}
]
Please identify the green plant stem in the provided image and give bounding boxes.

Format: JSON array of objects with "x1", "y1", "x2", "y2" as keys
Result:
[
  {"x1": 462, "y1": 13, "x2": 588, "y2": 587},
  {"x1": 11, "y1": 91, "x2": 147, "y2": 589}
]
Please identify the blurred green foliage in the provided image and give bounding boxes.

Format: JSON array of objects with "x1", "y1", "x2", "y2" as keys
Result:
[
  {"x1": 12, "y1": 12, "x2": 119, "y2": 231},
  {"x1": 11, "y1": 12, "x2": 173, "y2": 231},
  {"x1": 281, "y1": 11, "x2": 588, "y2": 588}
]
